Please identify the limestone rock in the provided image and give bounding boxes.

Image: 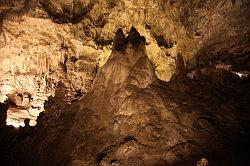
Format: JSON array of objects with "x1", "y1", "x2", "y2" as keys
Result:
[
  {"x1": 0, "y1": 15, "x2": 99, "y2": 126},
  {"x1": 113, "y1": 28, "x2": 126, "y2": 51},
  {"x1": 0, "y1": 1, "x2": 249, "y2": 165},
  {"x1": 40, "y1": 0, "x2": 94, "y2": 23},
  {"x1": 1, "y1": 28, "x2": 249, "y2": 166}
]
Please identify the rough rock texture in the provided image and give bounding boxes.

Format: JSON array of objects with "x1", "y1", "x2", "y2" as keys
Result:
[
  {"x1": 39, "y1": 0, "x2": 94, "y2": 23},
  {"x1": 0, "y1": 9, "x2": 99, "y2": 126},
  {"x1": 1, "y1": 28, "x2": 249, "y2": 166},
  {"x1": 0, "y1": 0, "x2": 250, "y2": 164},
  {"x1": 0, "y1": 0, "x2": 250, "y2": 125}
]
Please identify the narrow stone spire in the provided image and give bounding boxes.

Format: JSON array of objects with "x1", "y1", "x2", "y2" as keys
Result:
[
  {"x1": 112, "y1": 28, "x2": 127, "y2": 51},
  {"x1": 126, "y1": 26, "x2": 145, "y2": 46}
]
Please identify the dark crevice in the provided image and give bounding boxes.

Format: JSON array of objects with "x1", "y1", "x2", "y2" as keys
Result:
[
  {"x1": 94, "y1": 35, "x2": 113, "y2": 47},
  {"x1": 39, "y1": 0, "x2": 94, "y2": 24},
  {"x1": 96, "y1": 136, "x2": 141, "y2": 165},
  {"x1": 153, "y1": 34, "x2": 174, "y2": 48}
]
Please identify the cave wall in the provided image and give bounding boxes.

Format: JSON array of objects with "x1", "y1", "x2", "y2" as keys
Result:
[
  {"x1": 1, "y1": 27, "x2": 249, "y2": 166},
  {"x1": 0, "y1": 0, "x2": 249, "y2": 125}
]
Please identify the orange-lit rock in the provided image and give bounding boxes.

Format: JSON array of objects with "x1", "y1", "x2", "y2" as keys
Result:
[
  {"x1": 1, "y1": 28, "x2": 248, "y2": 166},
  {"x1": 0, "y1": 1, "x2": 249, "y2": 165}
]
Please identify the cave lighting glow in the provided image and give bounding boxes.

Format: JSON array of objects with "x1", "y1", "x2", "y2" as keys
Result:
[
  {"x1": 6, "y1": 108, "x2": 39, "y2": 128},
  {"x1": 233, "y1": 71, "x2": 249, "y2": 78}
]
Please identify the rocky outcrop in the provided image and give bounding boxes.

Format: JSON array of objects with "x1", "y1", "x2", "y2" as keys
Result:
[
  {"x1": 1, "y1": 28, "x2": 249, "y2": 166},
  {"x1": 0, "y1": 14, "x2": 99, "y2": 126},
  {"x1": 112, "y1": 28, "x2": 127, "y2": 51}
]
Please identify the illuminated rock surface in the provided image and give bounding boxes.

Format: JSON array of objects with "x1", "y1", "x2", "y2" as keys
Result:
[
  {"x1": 0, "y1": 28, "x2": 249, "y2": 166},
  {"x1": 0, "y1": 0, "x2": 249, "y2": 125},
  {"x1": 0, "y1": 0, "x2": 250, "y2": 165}
]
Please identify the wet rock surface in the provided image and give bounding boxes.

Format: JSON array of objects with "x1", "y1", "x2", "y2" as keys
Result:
[{"x1": 0, "y1": 28, "x2": 249, "y2": 166}]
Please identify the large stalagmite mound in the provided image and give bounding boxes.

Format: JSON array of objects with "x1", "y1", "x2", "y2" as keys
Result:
[
  {"x1": 0, "y1": 0, "x2": 249, "y2": 127},
  {"x1": 1, "y1": 27, "x2": 249, "y2": 166}
]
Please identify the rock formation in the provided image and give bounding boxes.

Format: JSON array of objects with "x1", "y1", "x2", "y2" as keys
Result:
[
  {"x1": 0, "y1": 28, "x2": 249, "y2": 166},
  {"x1": 0, "y1": 1, "x2": 249, "y2": 165},
  {"x1": 1, "y1": 0, "x2": 249, "y2": 126}
]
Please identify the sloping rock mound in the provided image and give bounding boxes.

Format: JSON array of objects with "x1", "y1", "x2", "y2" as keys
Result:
[
  {"x1": 1, "y1": 28, "x2": 250, "y2": 166},
  {"x1": 1, "y1": 1, "x2": 249, "y2": 127}
]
